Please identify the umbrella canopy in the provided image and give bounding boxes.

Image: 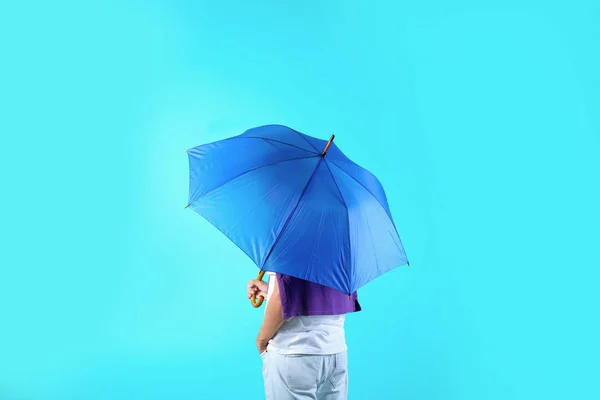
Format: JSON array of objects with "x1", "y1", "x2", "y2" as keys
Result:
[{"x1": 186, "y1": 125, "x2": 408, "y2": 295}]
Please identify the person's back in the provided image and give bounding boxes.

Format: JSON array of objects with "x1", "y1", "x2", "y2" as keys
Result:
[{"x1": 249, "y1": 272, "x2": 360, "y2": 400}]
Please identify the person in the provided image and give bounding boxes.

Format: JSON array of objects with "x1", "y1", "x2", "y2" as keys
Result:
[{"x1": 247, "y1": 271, "x2": 361, "y2": 400}]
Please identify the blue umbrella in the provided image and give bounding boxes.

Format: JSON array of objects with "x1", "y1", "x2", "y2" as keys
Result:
[{"x1": 185, "y1": 125, "x2": 408, "y2": 306}]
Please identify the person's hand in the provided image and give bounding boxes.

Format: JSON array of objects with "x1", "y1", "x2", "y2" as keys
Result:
[
  {"x1": 256, "y1": 337, "x2": 268, "y2": 354},
  {"x1": 247, "y1": 279, "x2": 267, "y2": 300}
]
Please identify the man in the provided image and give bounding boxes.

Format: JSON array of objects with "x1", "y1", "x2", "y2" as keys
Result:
[{"x1": 247, "y1": 272, "x2": 360, "y2": 400}]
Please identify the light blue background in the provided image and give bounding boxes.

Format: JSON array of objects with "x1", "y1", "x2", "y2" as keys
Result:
[{"x1": 1, "y1": 1, "x2": 598, "y2": 399}]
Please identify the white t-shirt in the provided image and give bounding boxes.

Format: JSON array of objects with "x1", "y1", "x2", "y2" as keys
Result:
[{"x1": 265, "y1": 272, "x2": 347, "y2": 355}]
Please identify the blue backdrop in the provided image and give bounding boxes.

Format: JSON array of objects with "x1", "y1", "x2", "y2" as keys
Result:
[{"x1": 1, "y1": 1, "x2": 598, "y2": 399}]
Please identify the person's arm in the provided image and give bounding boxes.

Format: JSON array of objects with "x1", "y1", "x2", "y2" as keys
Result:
[{"x1": 256, "y1": 275, "x2": 285, "y2": 353}]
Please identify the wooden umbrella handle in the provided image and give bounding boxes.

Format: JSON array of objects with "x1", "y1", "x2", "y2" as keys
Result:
[{"x1": 250, "y1": 270, "x2": 266, "y2": 308}]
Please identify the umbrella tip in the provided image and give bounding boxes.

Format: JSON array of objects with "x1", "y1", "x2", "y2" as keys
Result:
[
  {"x1": 321, "y1": 134, "x2": 335, "y2": 157},
  {"x1": 184, "y1": 205, "x2": 189, "y2": 209},
  {"x1": 185, "y1": 149, "x2": 188, "y2": 153}
]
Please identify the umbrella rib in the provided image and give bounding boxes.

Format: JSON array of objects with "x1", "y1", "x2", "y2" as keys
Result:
[
  {"x1": 189, "y1": 155, "x2": 318, "y2": 205},
  {"x1": 329, "y1": 160, "x2": 403, "y2": 254},
  {"x1": 323, "y1": 159, "x2": 352, "y2": 293},
  {"x1": 223, "y1": 181, "x2": 283, "y2": 236},
  {"x1": 290, "y1": 128, "x2": 320, "y2": 152},
  {"x1": 241, "y1": 136, "x2": 319, "y2": 154},
  {"x1": 328, "y1": 159, "x2": 396, "y2": 229},
  {"x1": 261, "y1": 158, "x2": 324, "y2": 269},
  {"x1": 192, "y1": 135, "x2": 317, "y2": 155}
]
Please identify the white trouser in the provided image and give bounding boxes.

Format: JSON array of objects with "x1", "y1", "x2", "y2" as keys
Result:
[{"x1": 261, "y1": 350, "x2": 348, "y2": 400}]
